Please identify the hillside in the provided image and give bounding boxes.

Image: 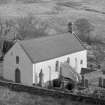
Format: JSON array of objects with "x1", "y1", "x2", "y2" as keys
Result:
[
  {"x1": 0, "y1": 0, "x2": 105, "y2": 63},
  {"x1": 0, "y1": 0, "x2": 104, "y2": 37},
  {"x1": 0, "y1": 86, "x2": 91, "y2": 105},
  {"x1": 0, "y1": 1, "x2": 104, "y2": 104},
  {"x1": 0, "y1": 0, "x2": 104, "y2": 36}
]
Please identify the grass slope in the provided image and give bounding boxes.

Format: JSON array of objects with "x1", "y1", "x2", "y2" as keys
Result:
[
  {"x1": 0, "y1": 86, "x2": 91, "y2": 105},
  {"x1": 0, "y1": 0, "x2": 105, "y2": 38}
]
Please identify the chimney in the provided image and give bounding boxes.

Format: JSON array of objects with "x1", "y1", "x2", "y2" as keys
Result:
[{"x1": 68, "y1": 22, "x2": 73, "y2": 34}]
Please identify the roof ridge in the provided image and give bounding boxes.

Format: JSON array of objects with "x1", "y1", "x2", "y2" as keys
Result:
[
  {"x1": 19, "y1": 32, "x2": 76, "y2": 43},
  {"x1": 20, "y1": 34, "x2": 65, "y2": 43}
]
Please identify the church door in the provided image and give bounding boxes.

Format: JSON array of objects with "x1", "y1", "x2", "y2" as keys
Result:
[{"x1": 15, "y1": 68, "x2": 21, "y2": 83}]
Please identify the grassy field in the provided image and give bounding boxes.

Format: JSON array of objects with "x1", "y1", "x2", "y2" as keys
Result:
[
  {"x1": 0, "y1": 1, "x2": 105, "y2": 104},
  {"x1": 0, "y1": 86, "x2": 92, "y2": 105},
  {"x1": 0, "y1": 0, "x2": 105, "y2": 38}
]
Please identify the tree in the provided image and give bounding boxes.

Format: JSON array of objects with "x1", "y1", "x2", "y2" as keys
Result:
[
  {"x1": 72, "y1": 18, "x2": 95, "y2": 44},
  {"x1": 0, "y1": 19, "x2": 19, "y2": 55},
  {"x1": 92, "y1": 43, "x2": 105, "y2": 65},
  {"x1": 0, "y1": 19, "x2": 21, "y2": 42},
  {"x1": 0, "y1": 15, "x2": 49, "y2": 55},
  {"x1": 17, "y1": 16, "x2": 48, "y2": 39},
  {"x1": 2, "y1": 40, "x2": 14, "y2": 55}
]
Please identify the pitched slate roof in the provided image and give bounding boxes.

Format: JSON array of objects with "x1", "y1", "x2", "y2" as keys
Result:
[{"x1": 19, "y1": 33, "x2": 84, "y2": 63}]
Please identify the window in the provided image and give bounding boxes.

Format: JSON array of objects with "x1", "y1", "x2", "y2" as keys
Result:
[
  {"x1": 60, "y1": 66, "x2": 62, "y2": 74},
  {"x1": 80, "y1": 60, "x2": 83, "y2": 64},
  {"x1": 55, "y1": 61, "x2": 59, "y2": 72},
  {"x1": 67, "y1": 57, "x2": 70, "y2": 64},
  {"x1": 16, "y1": 56, "x2": 19, "y2": 64},
  {"x1": 75, "y1": 58, "x2": 77, "y2": 69},
  {"x1": 59, "y1": 66, "x2": 62, "y2": 78},
  {"x1": 75, "y1": 58, "x2": 77, "y2": 64}
]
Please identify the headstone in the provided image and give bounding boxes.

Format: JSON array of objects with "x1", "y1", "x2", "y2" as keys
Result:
[
  {"x1": 85, "y1": 79, "x2": 88, "y2": 88},
  {"x1": 103, "y1": 79, "x2": 105, "y2": 88},
  {"x1": 99, "y1": 77, "x2": 103, "y2": 87},
  {"x1": 81, "y1": 75, "x2": 85, "y2": 87},
  {"x1": 103, "y1": 70, "x2": 105, "y2": 75},
  {"x1": 97, "y1": 65, "x2": 101, "y2": 69}
]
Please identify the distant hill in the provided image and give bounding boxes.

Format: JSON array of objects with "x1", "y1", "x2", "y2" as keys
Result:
[
  {"x1": 0, "y1": 0, "x2": 105, "y2": 66},
  {"x1": 0, "y1": 0, "x2": 105, "y2": 5},
  {"x1": 0, "y1": 0, "x2": 50, "y2": 4}
]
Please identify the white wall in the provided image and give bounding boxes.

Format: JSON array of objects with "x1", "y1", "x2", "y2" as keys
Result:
[
  {"x1": 3, "y1": 43, "x2": 33, "y2": 86},
  {"x1": 33, "y1": 50, "x2": 87, "y2": 84}
]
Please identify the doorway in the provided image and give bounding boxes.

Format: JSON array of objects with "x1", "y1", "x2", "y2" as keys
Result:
[{"x1": 15, "y1": 68, "x2": 21, "y2": 83}]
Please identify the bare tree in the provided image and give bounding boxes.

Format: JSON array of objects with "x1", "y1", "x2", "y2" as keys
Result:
[{"x1": 0, "y1": 19, "x2": 20, "y2": 55}]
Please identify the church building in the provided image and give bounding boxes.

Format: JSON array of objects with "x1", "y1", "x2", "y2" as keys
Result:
[{"x1": 3, "y1": 33, "x2": 87, "y2": 86}]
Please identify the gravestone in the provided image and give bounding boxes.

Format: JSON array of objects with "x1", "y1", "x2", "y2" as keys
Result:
[
  {"x1": 85, "y1": 79, "x2": 88, "y2": 88},
  {"x1": 99, "y1": 77, "x2": 103, "y2": 87},
  {"x1": 103, "y1": 79, "x2": 105, "y2": 88},
  {"x1": 81, "y1": 75, "x2": 85, "y2": 87}
]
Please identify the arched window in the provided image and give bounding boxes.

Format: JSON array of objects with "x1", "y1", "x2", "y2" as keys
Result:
[
  {"x1": 55, "y1": 61, "x2": 59, "y2": 72},
  {"x1": 80, "y1": 60, "x2": 83, "y2": 64},
  {"x1": 75, "y1": 58, "x2": 77, "y2": 69},
  {"x1": 67, "y1": 57, "x2": 70, "y2": 64},
  {"x1": 16, "y1": 56, "x2": 19, "y2": 64},
  {"x1": 59, "y1": 66, "x2": 62, "y2": 79}
]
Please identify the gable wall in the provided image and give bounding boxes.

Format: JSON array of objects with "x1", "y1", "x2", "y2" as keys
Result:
[{"x1": 3, "y1": 43, "x2": 33, "y2": 86}]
